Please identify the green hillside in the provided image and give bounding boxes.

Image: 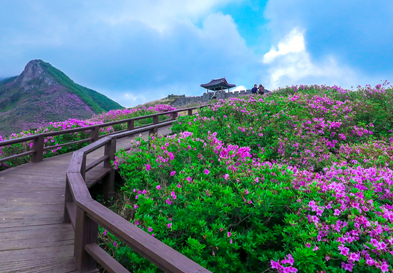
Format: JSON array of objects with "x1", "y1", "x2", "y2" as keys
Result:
[
  {"x1": 0, "y1": 60, "x2": 124, "y2": 136},
  {"x1": 39, "y1": 60, "x2": 123, "y2": 112}
]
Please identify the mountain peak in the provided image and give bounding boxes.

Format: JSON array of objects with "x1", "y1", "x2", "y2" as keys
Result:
[
  {"x1": 15, "y1": 59, "x2": 57, "y2": 91},
  {"x1": 0, "y1": 60, "x2": 123, "y2": 136}
]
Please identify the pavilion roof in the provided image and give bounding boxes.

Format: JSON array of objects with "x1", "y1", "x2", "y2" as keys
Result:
[{"x1": 200, "y1": 78, "x2": 236, "y2": 91}]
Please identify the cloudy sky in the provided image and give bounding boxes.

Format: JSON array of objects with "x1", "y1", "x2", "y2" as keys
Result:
[{"x1": 1, "y1": 0, "x2": 392, "y2": 107}]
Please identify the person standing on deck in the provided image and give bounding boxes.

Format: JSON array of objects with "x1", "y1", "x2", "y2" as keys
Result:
[{"x1": 251, "y1": 84, "x2": 258, "y2": 94}]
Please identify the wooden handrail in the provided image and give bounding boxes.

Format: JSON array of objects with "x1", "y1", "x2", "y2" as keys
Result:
[
  {"x1": 0, "y1": 105, "x2": 209, "y2": 165},
  {"x1": 0, "y1": 150, "x2": 35, "y2": 164},
  {"x1": 63, "y1": 106, "x2": 212, "y2": 272}
]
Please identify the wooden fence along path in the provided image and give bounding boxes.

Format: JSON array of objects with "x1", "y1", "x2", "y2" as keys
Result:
[{"x1": 0, "y1": 107, "x2": 211, "y2": 273}]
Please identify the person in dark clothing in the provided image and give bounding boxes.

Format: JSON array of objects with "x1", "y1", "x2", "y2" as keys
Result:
[
  {"x1": 258, "y1": 84, "x2": 265, "y2": 95},
  {"x1": 251, "y1": 84, "x2": 258, "y2": 94}
]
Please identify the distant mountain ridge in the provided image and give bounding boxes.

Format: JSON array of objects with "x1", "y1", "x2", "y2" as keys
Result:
[{"x1": 0, "y1": 59, "x2": 123, "y2": 137}]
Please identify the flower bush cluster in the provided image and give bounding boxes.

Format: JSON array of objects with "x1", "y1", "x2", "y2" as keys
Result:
[
  {"x1": 108, "y1": 132, "x2": 296, "y2": 272},
  {"x1": 108, "y1": 83, "x2": 393, "y2": 272},
  {"x1": 171, "y1": 82, "x2": 393, "y2": 172},
  {"x1": 0, "y1": 105, "x2": 175, "y2": 171},
  {"x1": 111, "y1": 132, "x2": 393, "y2": 272}
]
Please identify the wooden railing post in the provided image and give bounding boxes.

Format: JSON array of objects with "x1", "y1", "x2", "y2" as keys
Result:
[
  {"x1": 188, "y1": 109, "x2": 193, "y2": 116},
  {"x1": 81, "y1": 154, "x2": 86, "y2": 180},
  {"x1": 74, "y1": 206, "x2": 98, "y2": 271},
  {"x1": 31, "y1": 135, "x2": 44, "y2": 162},
  {"x1": 103, "y1": 138, "x2": 116, "y2": 200},
  {"x1": 90, "y1": 126, "x2": 100, "y2": 143},
  {"x1": 64, "y1": 178, "x2": 73, "y2": 223},
  {"x1": 127, "y1": 120, "x2": 134, "y2": 130},
  {"x1": 150, "y1": 115, "x2": 159, "y2": 134},
  {"x1": 171, "y1": 112, "x2": 177, "y2": 120}
]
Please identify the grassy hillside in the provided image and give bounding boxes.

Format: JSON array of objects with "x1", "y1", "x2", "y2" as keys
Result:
[
  {"x1": 0, "y1": 76, "x2": 17, "y2": 87},
  {"x1": 39, "y1": 60, "x2": 123, "y2": 112},
  {"x1": 0, "y1": 60, "x2": 125, "y2": 136}
]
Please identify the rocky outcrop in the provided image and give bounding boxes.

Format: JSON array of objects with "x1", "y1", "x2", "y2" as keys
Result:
[{"x1": 14, "y1": 60, "x2": 57, "y2": 91}]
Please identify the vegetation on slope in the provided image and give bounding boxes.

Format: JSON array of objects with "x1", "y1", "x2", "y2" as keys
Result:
[
  {"x1": 0, "y1": 60, "x2": 124, "y2": 136},
  {"x1": 0, "y1": 104, "x2": 176, "y2": 171},
  {"x1": 39, "y1": 60, "x2": 123, "y2": 112},
  {"x1": 108, "y1": 82, "x2": 393, "y2": 272}
]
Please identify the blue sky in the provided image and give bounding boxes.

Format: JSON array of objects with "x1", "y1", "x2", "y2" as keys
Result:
[{"x1": 0, "y1": 0, "x2": 392, "y2": 107}]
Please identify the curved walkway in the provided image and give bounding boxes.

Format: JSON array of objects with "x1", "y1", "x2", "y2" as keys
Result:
[{"x1": 0, "y1": 128, "x2": 171, "y2": 272}]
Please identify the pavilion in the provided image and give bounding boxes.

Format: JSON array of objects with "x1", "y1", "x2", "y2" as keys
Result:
[{"x1": 200, "y1": 77, "x2": 236, "y2": 92}]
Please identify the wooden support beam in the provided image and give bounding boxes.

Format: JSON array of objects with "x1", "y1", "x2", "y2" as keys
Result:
[
  {"x1": 90, "y1": 126, "x2": 100, "y2": 143},
  {"x1": 64, "y1": 178, "x2": 73, "y2": 224},
  {"x1": 31, "y1": 135, "x2": 44, "y2": 162},
  {"x1": 74, "y1": 206, "x2": 98, "y2": 271},
  {"x1": 127, "y1": 120, "x2": 134, "y2": 131}
]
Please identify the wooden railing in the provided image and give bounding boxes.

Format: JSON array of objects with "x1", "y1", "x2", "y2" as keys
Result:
[
  {"x1": 0, "y1": 107, "x2": 202, "y2": 165},
  {"x1": 63, "y1": 106, "x2": 212, "y2": 272}
]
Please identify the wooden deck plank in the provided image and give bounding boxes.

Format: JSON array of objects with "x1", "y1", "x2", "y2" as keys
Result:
[
  {"x1": 0, "y1": 257, "x2": 77, "y2": 273},
  {"x1": 0, "y1": 222, "x2": 70, "y2": 232},
  {"x1": 0, "y1": 236, "x2": 74, "y2": 251},
  {"x1": 0, "y1": 126, "x2": 172, "y2": 272},
  {"x1": 0, "y1": 223, "x2": 73, "y2": 235},
  {"x1": 0, "y1": 244, "x2": 74, "y2": 262},
  {"x1": 0, "y1": 217, "x2": 65, "y2": 228}
]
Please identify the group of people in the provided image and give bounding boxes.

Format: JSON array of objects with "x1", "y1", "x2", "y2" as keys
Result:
[{"x1": 251, "y1": 84, "x2": 265, "y2": 95}]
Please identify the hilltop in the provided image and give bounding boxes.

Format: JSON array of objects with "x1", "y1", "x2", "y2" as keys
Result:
[{"x1": 0, "y1": 60, "x2": 123, "y2": 136}]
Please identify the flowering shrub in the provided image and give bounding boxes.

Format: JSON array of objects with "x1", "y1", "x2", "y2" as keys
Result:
[
  {"x1": 106, "y1": 83, "x2": 393, "y2": 272},
  {"x1": 110, "y1": 132, "x2": 393, "y2": 272},
  {"x1": 275, "y1": 163, "x2": 393, "y2": 272},
  {"x1": 0, "y1": 105, "x2": 176, "y2": 171},
  {"x1": 171, "y1": 83, "x2": 393, "y2": 171},
  {"x1": 110, "y1": 132, "x2": 296, "y2": 272},
  {"x1": 337, "y1": 141, "x2": 393, "y2": 168}
]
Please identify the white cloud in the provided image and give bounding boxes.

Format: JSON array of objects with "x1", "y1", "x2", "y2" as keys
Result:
[
  {"x1": 124, "y1": 93, "x2": 140, "y2": 101},
  {"x1": 262, "y1": 28, "x2": 357, "y2": 89},
  {"x1": 262, "y1": 28, "x2": 305, "y2": 64},
  {"x1": 95, "y1": 0, "x2": 241, "y2": 32},
  {"x1": 232, "y1": 85, "x2": 247, "y2": 91}
]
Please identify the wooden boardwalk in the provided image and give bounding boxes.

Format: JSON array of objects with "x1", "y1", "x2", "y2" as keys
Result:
[{"x1": 0, "y1": 128, "x2": 171, "y2": 272}]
